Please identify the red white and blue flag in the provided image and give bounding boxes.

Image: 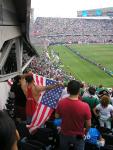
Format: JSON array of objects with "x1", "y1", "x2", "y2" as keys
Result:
[{"x1": 27, "y1": 74, "x2": 64, "y2": 134}]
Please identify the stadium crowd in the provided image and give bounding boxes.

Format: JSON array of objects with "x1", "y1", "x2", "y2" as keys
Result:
[
  {"x1": 23, "y1": 50, "x2": 74, "y2": 82},
  {"x1": 33, "y1": 18, "x2": 113, "y2": 36},
  {"x1": 1, "y1": 17, "x2": 113, "y2": 150},
  {"x1": 0, "y1": 49, "x2": 112, "y2": 150},
  {"x1": 31, "y1": 18, "x2": 113, "y2": 44}
]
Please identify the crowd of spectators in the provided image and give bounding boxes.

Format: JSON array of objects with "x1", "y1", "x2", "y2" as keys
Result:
[
  {"x1": 1, "y1": 17, "x2": 113, "y2": 150},
  {"x1": 31, "y1": 17, "x2": 113, "y2": 44},
  {"x1": 24, "y1": 50, "x2": 74, "y2": 83},
  {"x1": 1, "y1": 48, "x2": 113, "y2": 150},
  {"x1": 4, "y1": 70, "x2": 113, "y2": 150}
]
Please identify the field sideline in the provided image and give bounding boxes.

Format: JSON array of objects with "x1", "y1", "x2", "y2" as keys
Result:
[
  {"x1": 48, "y1": 44, "x2": 113, "y2": 87},
  {"x1": 70, "y1": 44, "x2": 113, "y2": 70}
]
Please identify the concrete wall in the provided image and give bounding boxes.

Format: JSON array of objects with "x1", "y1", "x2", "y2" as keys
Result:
[
  {"x1": 0, "y1": 0, "x2": 21, "y2": 49},
  {"x1": 0, "y1": 81, "x2": 10, "y2": 110}
]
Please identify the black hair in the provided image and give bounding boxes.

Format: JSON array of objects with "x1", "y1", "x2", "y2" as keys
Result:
[
  {"x1": 80, "y1": 83, "x2": 84, "y2": 88},
  {"x1": 23, "y1": 68, "x2": 32, "y2": 74},
  {"x1": 13, "y1": 75, "x2": 21, "y2": 83},
  {"x1": 111, "y1": 91, "x2": 113, "y2": 97},
  {"x1": 99, "y1": 84, "x2": 103, "y2": 88},
  {"x1": 11, "y1": 75, "x2": 21, "y2": 92},
  {"x1": 25, "y1": 75, "x2": 34, "y2": 84},
  {"x1": 99, "y1": 90, "x2": 109, "y2": 98},
  {"x1": 67, "y1": 80, "x2": 80, "y2": 95},
  {"x1": 0, "y1": 111, "x2": 16, "y2": 150},
  {"x1": 88, "y1": 87, "x2": 96, "y2": 95}
]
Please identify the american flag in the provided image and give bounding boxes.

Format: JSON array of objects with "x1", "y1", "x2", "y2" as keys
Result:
[{"x1": 27, "y1": 74, "x2": 64, "y2": 134}]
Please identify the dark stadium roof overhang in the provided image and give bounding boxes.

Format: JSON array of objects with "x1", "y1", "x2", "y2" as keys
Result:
[
  {"x1": 13, "y1": 0, "x2": 37, "y2": 55},
  {"x1": 0, "y1": 0, "x2": 39, "y2": 81}
]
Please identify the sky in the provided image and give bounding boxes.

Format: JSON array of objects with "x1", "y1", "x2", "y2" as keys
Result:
[{"x1": 31, "y1": 0, "x2": 113, "y2": 18}]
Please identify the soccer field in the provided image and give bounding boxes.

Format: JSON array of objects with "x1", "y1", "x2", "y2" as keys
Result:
[
  {"x1": 70, "y1": 44, "x2": 113, "y2": 70},
  {"x1": 49, "y1": 44, "x2": 113, "y2": 87}
]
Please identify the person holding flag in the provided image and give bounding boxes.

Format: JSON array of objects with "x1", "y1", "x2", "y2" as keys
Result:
[{"x1": 20, "y1": 73, "x2": 64, "y2": 125}]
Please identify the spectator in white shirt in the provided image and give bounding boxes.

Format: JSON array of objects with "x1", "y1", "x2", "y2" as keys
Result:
[{"x1": 93, "y1": 95, "x2": 113, "y2": 129}]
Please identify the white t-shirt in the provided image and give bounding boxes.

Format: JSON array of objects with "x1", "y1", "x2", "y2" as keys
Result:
[
  {"x1": 110, "y1": 97, "x2": 113, "y2": 105},
  {"x1": 60, "y1": 87, "x2": 69, "y2": 99},
  {"x1": 96, "y1": 104, "x2": 113, "y2": 121}
]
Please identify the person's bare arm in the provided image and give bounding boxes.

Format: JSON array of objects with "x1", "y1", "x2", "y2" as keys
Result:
[
  {"x1": 35, "y1": 82, "x2": 64, "y2": 92},
  {"x1": 111, "y1": 110, "x2": 113, "y2": 119},
  {"x1": 93, "y1": 107, "x2": 99, "y2": 117},
  {"x1": 20, "y1": 73, "x2": 32, "y2": 79},
  {"x1": 20, "y1": 78, "x2": 27, "y2": 96}
]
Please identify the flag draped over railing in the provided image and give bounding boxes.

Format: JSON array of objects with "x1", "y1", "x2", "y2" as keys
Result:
[{"x1": 27, "y1": 74, "x2": 64, "y2": 134}]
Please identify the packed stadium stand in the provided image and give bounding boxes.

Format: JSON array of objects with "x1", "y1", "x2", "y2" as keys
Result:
[
  {"x1": 1, "y1": 1, "x2": 113, "y2": 149},
  {"x1": 31, "y1": 17, "x2": 113, "y2": 45}
]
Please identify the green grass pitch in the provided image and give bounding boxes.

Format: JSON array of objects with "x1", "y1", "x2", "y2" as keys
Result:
[
  {"x1": 70, "y1": 44, "x2": 113, "y2": 70},
  {"x1": 48, "y1": 44, "x2": 113, "y2": 87}
]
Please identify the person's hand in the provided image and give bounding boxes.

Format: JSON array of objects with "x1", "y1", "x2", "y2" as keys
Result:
[
  {"x1": 16, "y1": 130, "x2": 20, "y2": 141},
  {"x1": 57, "y1": 82, "x2": 64, "y2": 87}
]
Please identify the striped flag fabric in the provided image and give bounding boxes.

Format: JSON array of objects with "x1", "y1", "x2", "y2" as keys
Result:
[{"x1": 27, "y1": 74, "x2": 64, "y2": 134}]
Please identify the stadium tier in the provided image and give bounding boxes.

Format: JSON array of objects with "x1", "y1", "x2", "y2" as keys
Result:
[{"x1": 31, "y1": 17, "x2": 113, "y2": 45}]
